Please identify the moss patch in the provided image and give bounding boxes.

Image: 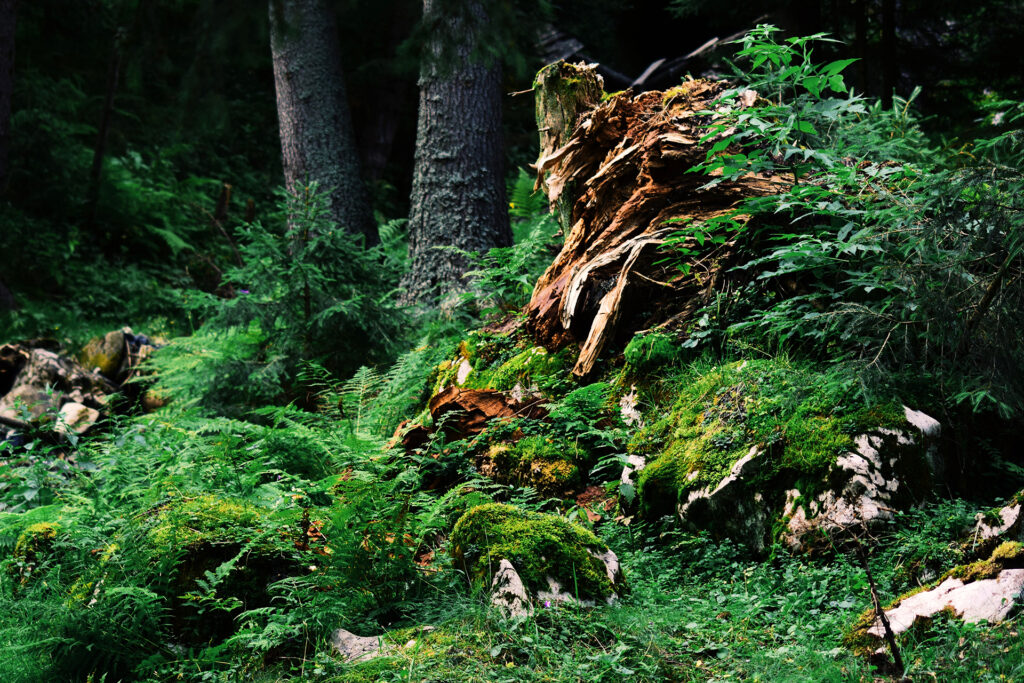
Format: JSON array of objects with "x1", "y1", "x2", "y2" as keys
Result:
[
  {"x1": 146, "y1": 494, "x2": 266, "y2": 549},
  {"x1": 487, "y1": 436, "x2": 584, "y2": 495},
  {"x1": 449, "y1": 503, "x2": 618, "y2": 602},
  {"x1": 623, "y1": 330, "x2": 679, "y2": 372}
]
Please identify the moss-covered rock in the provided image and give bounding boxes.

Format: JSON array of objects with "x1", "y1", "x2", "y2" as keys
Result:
[
  {"x1": 140, "y1": 494, "x2": 297, "y2": 644},
  {"x1": 449, "y1": 503, "x2": 622, "y2": 603},
  {"x1": 633, "y1": 359, "x2": 936, "y2": 551},
  {"x1": 79, "y1": 329, "x2": 127, "y2": 379},
  {"x1": 146, "y1": 494, "x2": 266, "y2": 549},
  {"x1": 623, "y1": 330, "x2": 679, "y2": 372},
  {"x1": 9, "y1": 520, "x2": 60, "y2": 584}
]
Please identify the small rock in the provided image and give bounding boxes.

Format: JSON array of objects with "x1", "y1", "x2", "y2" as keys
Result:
[
  {"x1": 455, "y1": 357, "x2": 473, "y2": 385},
  {"x1": 56, "y1": 402, "x2": 100, "y2": 436},
  {"x1": 620, "y1": 454, "x2": 646, "y2": 487},
  {"x1": 330, "y1": 629, "x2": 388, "y2": 663}
]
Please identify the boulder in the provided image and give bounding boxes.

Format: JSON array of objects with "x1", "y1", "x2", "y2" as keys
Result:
[
  {"x1": 867, "y1": 571, "x2": 1024, "y2": 638},
  {"x1": 450, "y1": 503, "x2": 625, "y2": 610},
  {"x1": 781, "y1": 409, "x2": 942, "y2": 550},
  {"x1": 632, "y1": 359, "x2": 942, "y2": 553},
  {"x1": 677, "y1": 446, "x2": 771, "y2": 555}
]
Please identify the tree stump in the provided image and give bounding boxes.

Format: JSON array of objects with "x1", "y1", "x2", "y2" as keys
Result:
[{"x1": 526, "y1": 74, "x2": 786, "y2": 377}]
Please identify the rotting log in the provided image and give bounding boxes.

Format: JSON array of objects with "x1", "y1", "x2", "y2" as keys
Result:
[{"x1": 527, "y1": 69, "x2": 788, "y2": 377}]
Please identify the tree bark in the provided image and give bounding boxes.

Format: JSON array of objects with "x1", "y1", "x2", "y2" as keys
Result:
[
  {"x1": 0, "y1": 0, "x2": 16, "y2": 194},
  {"x1": 401, "y1": 0, "x2": 511, "y2": 305},
  {"x1": 86, "y1": 26, "x2": 124, "y2": 225},
  {"x1": 881, "y1": 0, "x2": 897, "y2": 108},
  {"x1": 269, "y1": 0, "x2": 375, "y2": 244},
  {"x1": 854, "y1": 0, "x2": 867, "y2": 96}
]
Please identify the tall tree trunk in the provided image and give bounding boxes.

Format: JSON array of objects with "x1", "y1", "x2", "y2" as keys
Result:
[
  {"x1": 854, "y1": 0, "x2": 867, "y2": 96},
  {"x1": 269, "y1": 0, "x2": 375, "y2": 244},
  {"x1": 881, "y1": 0, "x2": 896, "y2": 108},
  {"x1": 401, "y1": 0, "x2": 511, "y2": 305},
  {"x1": 86, "y1": 27, "x2": 124, "y2": 225},
  {"x1": 0, "y1": 0, "x2": 16, "y2": 195}
]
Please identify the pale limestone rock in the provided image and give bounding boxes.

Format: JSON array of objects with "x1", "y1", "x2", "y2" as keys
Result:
[
  {"x1": 867, "y1": 569, "x2": 1024, "y2": 638},
  {"x1": 677, "y1": 446, "x2": 770, "y2": 554},
  {"x1": 975, "y1": 501, "x2": 1023, "y2": 543},
  {"x1": 490, "y1": 559, "x2": 533, "y2": 618},
  {"x1": 782, "y1": 411, "x2": 942, "y2": 551},
  {"x1": 455, "y1": 357, "x2": 473, "y2": 385},
  {"x1": 56, "y1": 402, "x2": 100, "y2": 436},
  {"x1": 330, "y1": 629, "x2": 388, "y2": 662}
]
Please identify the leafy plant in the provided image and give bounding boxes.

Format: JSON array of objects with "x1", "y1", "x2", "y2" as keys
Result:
[{"x1": 663, "y1": 25, "x2": 1024, "y2": 417}]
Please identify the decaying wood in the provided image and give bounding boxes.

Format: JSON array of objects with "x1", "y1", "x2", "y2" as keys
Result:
[
  {"x1": 533, "y1": 62, "x2": 604, "y2": 234},
  {"x1": 528, "y1": 68, "x2": 787, "y2": 376},
  {"x1": 395, "y1": 387, "x2": 548, "y2": 453}
]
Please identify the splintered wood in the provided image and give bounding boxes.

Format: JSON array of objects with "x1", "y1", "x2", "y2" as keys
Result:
[{"x1": 527, "y1": 63, "x2": 786, "y2": 377}]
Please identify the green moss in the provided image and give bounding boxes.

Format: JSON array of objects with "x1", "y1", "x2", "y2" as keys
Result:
[
  {"x1": 9, "y1": 521, "x2": 60, "y2": 584},
  {"x1": 623, "y1": 330, "x2": 679, "y2": 371},
  {"x1": 488, "y1": 436, "x2": 583, "y2": 495},
  {"x1": 634, "y1": 359, "x2": 915, "y2": 517},
  {"x1": 472, "y1": 346, "x2": 572, "y2": 393},
  {"x1": 944, "y1": 541, "x2": 1024, "y2": 582},
  {"x1": 146, "y1": 494, "x2": 265, "y2": 549},
  {"x1": 449, "y1": 503, "x2": 619, "y2": 602}
]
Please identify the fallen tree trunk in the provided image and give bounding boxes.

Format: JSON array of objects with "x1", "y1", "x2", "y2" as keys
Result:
[{"x1": 527, "y1": 63, "x2": 787, "y2": 377}]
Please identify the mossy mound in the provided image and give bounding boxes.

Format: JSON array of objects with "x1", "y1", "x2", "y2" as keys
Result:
[
  {"x1": 623, "y1": 330, "x2": 679, "y2": 372},
  {"x1": 9, "y1": 520, "x2": 60, "y2": 585},
  {"x1": 487, "y1": 435, "x2": 585, "y2": 495},
  {"x1": 140, "y1": 494, "x2": 297, "y2": 644},
  {"x1": 145, "y1": 494, "x2": 268, "y2": 549},
  {"x1": 449, "y1": 503, "x2": 619, "y2": 602},
  {"x1": 430, "y1": 329, "x2": 572, "y2": 398},
  {"x1": 634, "y1": 359, "x2": 911, "y2": 518}
]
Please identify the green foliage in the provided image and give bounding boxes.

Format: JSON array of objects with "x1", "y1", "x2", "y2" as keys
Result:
[
  {"x1": 663, "y1": 26, "x2": 1024, "y2": 417},
  {"x1": 457, "y1": 171, "x2": 562, "y2": 317},
  {"x1": 147, "y1": 186, "x2": 406, "y2": 416}
]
